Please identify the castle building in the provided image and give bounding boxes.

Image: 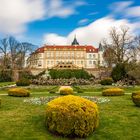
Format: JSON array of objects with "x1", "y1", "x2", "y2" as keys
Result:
[{"x1": 27, "y1": 37, "x2": 104, "y2": 72}]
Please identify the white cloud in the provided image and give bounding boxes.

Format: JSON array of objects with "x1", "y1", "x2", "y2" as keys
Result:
[
  {"x1": 0, "y1": 0, "x2": 45, "y2": 35},
  {"x1": 88, "y1": 12, "x2": 98, "y2": 16},
  {"x1": 0, "y1": 0, "x2": 84, "y2": 35},
  {"x1": 43, "y1": 33, "x2": 67, "y2": 45},
  {"x1": 78, "y1": 19, "x2": 89, "y2": 25},
  {"x1": 126, "y1": 6, "x2": 140, "y2": 18},
  {"x1": 46, "y1": 0, "x2": 75, "y2": 18},
  {"x1": 109, "y1": 1, "x2": 140, "y2": 18},
  {"x1": 109, "y1": 1, "x2": 133, "y2": 13},
  {"x1": 43, "y1": 16, "x2": 137, "y2": 47}
]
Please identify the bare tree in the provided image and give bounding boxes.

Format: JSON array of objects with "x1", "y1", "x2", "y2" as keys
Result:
[
  {"x1": 0, "y1": 36, "x2": 36, "y2": 70},
  {"x1": 101, "y1": 26, "x2": 135, "y2": 66}
]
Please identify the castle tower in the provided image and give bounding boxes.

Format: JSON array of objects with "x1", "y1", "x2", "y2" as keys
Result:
[{"x1": 71, "y1": 35, "x2": 79, "y2": 46}]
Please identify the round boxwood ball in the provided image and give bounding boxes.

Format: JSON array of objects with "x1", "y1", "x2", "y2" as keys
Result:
[
  {"x1": 132, "y1": 91, "x2": 140, "y2": 107},
  {"x1": 45, "y1": 95, "x2": 99, "y2": 138},
  {"x1": 59, "y1": 86, "x2": 74, "y2": 95}
]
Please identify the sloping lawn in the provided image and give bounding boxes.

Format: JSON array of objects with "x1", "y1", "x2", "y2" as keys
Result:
[
  {"x1": 0, "y1": 82, "x2": 15, "y2": 87},
  {"x1": 0, "y1": 88, "x2": 140, "y2": 140}
]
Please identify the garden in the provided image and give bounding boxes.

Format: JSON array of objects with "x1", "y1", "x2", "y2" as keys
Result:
[{"x1": 0, "y1": 84, "x2": 140, "y2": 140}]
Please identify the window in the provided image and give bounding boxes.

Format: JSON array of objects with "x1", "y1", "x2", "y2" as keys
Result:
[
  {"x1": 50, "y1": 52, "x2": 53, "y2": 57},
  {"x1": 47, "y1": 52, "x2": 50, "y2": 58},
  {"x1": 77, "y1": 52, "x2": 80, "y2": 58},
  {"x1": 56, "y1": 52, "x2": 59, "y2": 57},
  {"x1": 93, "y1": 61, "x2": 96, "y2": 65},
  {"x1": 71, "y1": 52, "x2": 74, "y2": 57},
  {"x1": 38, "y1": 61, "x2": 42, "y2": 67},
  {"x1": 77, "y1": 61, "x2": 79, "y2": 64},
  {"x1": 89, "y1": 61, "x2": 92, "y2": 64},
  {"x1": 81, "y1": 52, "x2": 84, "y2": 57},
  {"x1": 98, "y1": 54, "x2": 100, "y2": 59},
  {"x1": 93, "y1": 54, "x2": 95, "y2": 58},
  {"x1": 47, "y1": 61, "x2": 49, "y2": 65},
  {"x1": 38, "y1": 53, "x2": 42, "y2": 58},
  {"x1": 81, "y1": 61, "x2": 83, "y2": 64},
  {"x1": 89, "y1": 54, "x2": 92, "y2": 58}
]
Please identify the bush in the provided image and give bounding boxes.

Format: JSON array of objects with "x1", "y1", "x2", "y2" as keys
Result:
[
  {"x1": 49, "y1": 69, "x2": 91, "y2": 79},
  {"x1": 0, "y1": 98, "x2": 1, "y2": 106},
  {"x1": 132, "y1": 91, "x2": 140, "y2": 107},
  {"x1": 19, "y1": 70, "x2": 34, "y2": 80},
  {"x1": 111, "y1": 63, "x2": 127, "y2": 82},
  {"x1": 45, "y1": 95, "x2": 99, "y2": 138},
  {"x1": 16, "y1": 79, "x2": 30, "y2": 86},
  {"x1": 73, "y1": 86, "x2": 84, "y2": 93},
  {"x1": 59, "y1": 86, "x2": 74, "y2": 95},
  {"x1": 102, "y1": 88, "x2": 125, "y2": 96},
  {"x1": 0, "y1": 70, "x2": 12, "y2": 82},
  {"x1": 100, "y1": 78, "x2": 113, "y2": 85},
  {"x1": 48, "y1": 86, "x2": 58, "y2": 94},
  {"x1": 8, "y1": 88, "x2": 30, "y2": 97}
]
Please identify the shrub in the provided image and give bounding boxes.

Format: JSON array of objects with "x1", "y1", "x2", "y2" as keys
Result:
[
  {"x1": 100, "y1": 78, "x2": 113, "y2": 85},
  {"x1": 16, "y1": 79, "x2": 30, "y2": 86},
  {"x1": 49, "y1": 69, "x2": 91, "y2": 79},
  {"x1": 73, "y1": 86, "x2": 84, "y2": 93},
  {"x1": 111, "y1": 63, "x2": 127, "y2": 82},
  {"x1": 19, "y1": 70, "x2": 34, "y2": 80},
  {"x1": 45, "y1": 95, "x2": 99, "y2": 138},
  {"x1": 48, "y1": 86, "x2": 58, "y2": 94},
  {"x1": 0, "y1": 70, "x2": 12, "y2": 82},
  {"x1": 59, "y1": 86, "x2": 74, "y2": 95},
  {"x1": 0, "y1": 98, "x2": 1, "y2": 106},
  {"x1": 8, "y1": 88, "x2": 30, "y2": 97},
  {"x1": 102, "y1": 88, "x2": 125, "y2": 96},
  {"x1": 132, "y1": 91, "x2": 140, "y2": 107}
]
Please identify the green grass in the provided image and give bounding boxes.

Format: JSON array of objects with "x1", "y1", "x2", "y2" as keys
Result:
[
  {"x1": 0, "y1": 86, "x2": 140, "y2": 140},
  {"x1": 0, "y1": 82, "x2": 15, "y2": 87}
]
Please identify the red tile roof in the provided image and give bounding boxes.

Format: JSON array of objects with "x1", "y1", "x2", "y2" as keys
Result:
[
  {"x1": 85, "y1": 46, "x2": 98, "y2": 53},
  {"x1": 35, "y1": 45, "x2": 98, "y2": 53}
]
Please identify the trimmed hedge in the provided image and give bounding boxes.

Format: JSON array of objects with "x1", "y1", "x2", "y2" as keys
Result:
[
  {"x1": 49, "y1": 69, "x2": 91, "y2": 79},
  {"x1": 73, "y1": 86, "x2": 84, "y2": 93},
  {"x1": 8, "y1": 88, "x2": 30, "y2": 97},
  {"x1": 100, "y1": 78, "x2": 113, "y2": 85},
  {"x1": 16, "y1": 79, "x2": 30, "y2": 86},
  {"x1": 102, "y1": 88, "x2": 125, "y2": 96},
  {"x1": 59, "y1": 86, "x2": 74, "y2": 95},
  {"x1": 132, "y1": 91, "x2": 140, "y2": 107},
  {"x1": 45, "y1": 95, "x2": 99, "y2": 138}
]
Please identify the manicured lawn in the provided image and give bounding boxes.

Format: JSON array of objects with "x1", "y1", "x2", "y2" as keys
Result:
[
  {"x1": 0, "y1": 82, "x2": 15, "y2": 87},
  {"x1": 0, "y1": 86, "x2": 140, "y2": 140}
]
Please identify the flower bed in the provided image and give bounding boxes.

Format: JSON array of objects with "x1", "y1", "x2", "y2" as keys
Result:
[{"x1": 23, "y1": 96, "x2": 110, "y2": 105}]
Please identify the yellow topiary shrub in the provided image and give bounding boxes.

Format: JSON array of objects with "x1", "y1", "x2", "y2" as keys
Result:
[
  {"x1": 132, "y1": 91, "x2": 140, "y2": 107},
  {"x1": 45, "y1": 95, "x2": 99, "y2": 138},
  {"x1": 102, "y1": 88, "x2": 124, "y2": 96},
  {"x1": 8, "y1": 88, "x2": 30, "y2": 97},
  {"x1": 59, "y1": 86, "x2": 74, "y2": 95}
]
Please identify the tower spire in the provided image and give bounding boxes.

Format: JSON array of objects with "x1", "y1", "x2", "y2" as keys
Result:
[{"x1": 71, "y1": 34, "x2": 79, "y2": 46}]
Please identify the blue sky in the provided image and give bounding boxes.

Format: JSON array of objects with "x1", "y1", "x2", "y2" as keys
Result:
[{"x1": 0, "y1": 0, "x2": 140, "y2": 47}]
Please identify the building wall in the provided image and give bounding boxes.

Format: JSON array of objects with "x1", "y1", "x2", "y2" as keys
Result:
[
  {"x1": 86, "y1": 53, "x2": 98, "y2": 68},
  {"x1": 27, "y1": 46, "x2": 104, "y2": 70}
]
